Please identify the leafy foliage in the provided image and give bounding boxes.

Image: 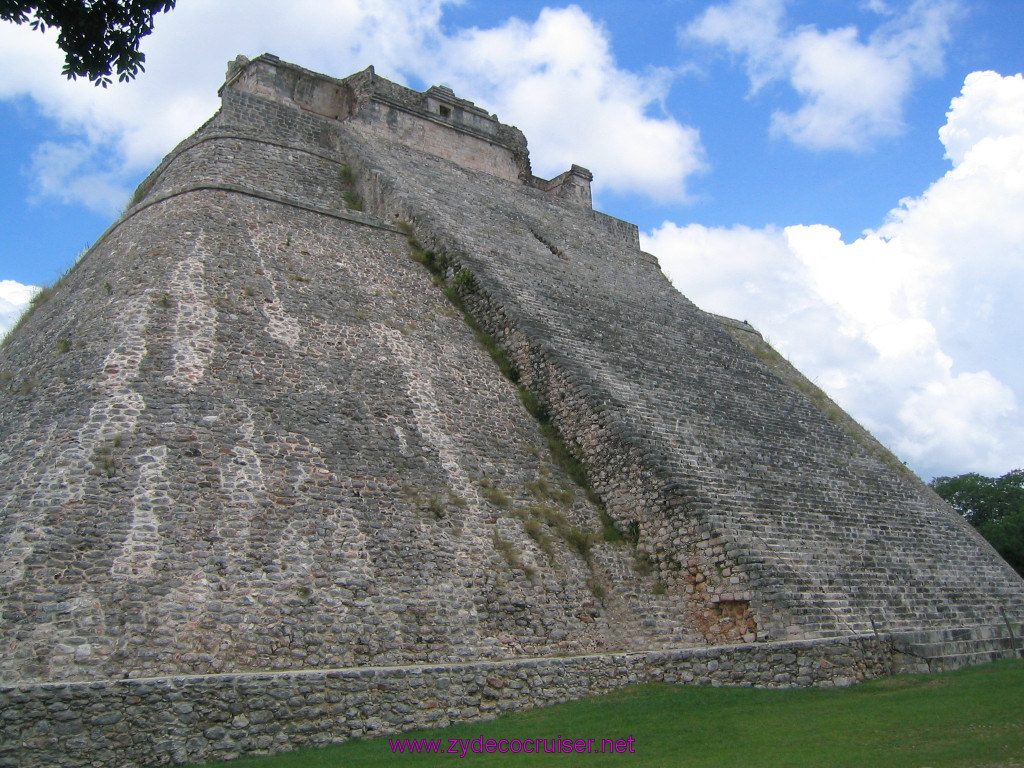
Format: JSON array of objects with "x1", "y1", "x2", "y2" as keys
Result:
[
  {"x1": 931, "y1": 469, "x2": 1024, "y2": 576},
  {"x1": 1, "y1": 1, "x2": 176, "y2": 86}
]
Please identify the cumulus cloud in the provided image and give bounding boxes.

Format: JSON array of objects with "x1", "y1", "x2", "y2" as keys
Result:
[
  {"x1": 644, "y1": 70, "x2": 1024, "y2": 479},
  {"x1": 685, "y1": 0, "x2": 959, "y2": 149},
  {"x1": 0, "y1": 0, "x2": 449, "y2": 210},
  {"x1": 0, "y1": 1, "x2": 703, "y2": 209},
  {"x1": 938, "y1": 70, "x2": 1024, "y2": 164},
  {"x1": 28, "y1": 142, "x2": 131, "y2": 216},
  {"x1": 0, "y1": 280, "x2": 38, "y2": 340},
  {"x1": 431, "y1": 7, "x2": 705, "y2": 200}
]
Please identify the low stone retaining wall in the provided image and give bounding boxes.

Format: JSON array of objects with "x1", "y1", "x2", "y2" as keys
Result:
[{"x1": 2, "y1": 634, "x2": 889, "y2": 768}]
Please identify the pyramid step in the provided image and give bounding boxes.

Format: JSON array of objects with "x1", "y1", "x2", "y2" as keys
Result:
[{"x1": 920, "y1": 648, "x2": 1021, "y2": 672}]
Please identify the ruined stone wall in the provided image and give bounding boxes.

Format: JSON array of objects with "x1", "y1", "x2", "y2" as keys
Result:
[
  {"x1": 352, "y1": 100, "x2": 522, "y2": 183},
  {"x1": 229, "y1": 56, "x2": 527, "y2": 184},
  {"x1": 1, "y1": 634, "x2": 892, "y2": 768}
]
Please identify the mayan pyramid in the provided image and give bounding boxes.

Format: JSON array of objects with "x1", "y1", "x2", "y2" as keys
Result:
[{"x1": 2, "y1": 54, "x2": 1022, "y2": 767}]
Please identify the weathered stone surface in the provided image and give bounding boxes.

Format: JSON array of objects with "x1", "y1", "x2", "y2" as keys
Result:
[
  {"x1": 0, "y1": 635, "x2": 895, "y2": 768},
  {"x1": 1, "y1": 54, "x2": 1022, "y2": 766}
]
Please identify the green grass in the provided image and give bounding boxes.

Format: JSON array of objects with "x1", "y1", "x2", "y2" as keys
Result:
[{"x1": 187, "y1": 660, "x2": 1024, "y2": 768}]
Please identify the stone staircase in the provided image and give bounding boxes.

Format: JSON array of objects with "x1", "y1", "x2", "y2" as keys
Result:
[{"x1": 890, "y1": 622, "x2": 1024, "y2": 673}]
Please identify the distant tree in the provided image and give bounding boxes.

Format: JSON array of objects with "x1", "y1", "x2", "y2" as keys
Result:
[
  {"x1": 931, "y1": 469, "x2": 1024, "y2": 577},
  {"x1": 1, "y1": 1, "x2": 176, "y2": 86}
]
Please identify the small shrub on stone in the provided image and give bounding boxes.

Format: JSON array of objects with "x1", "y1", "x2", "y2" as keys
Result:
[
  {"x1": 442, "y1": 284, "x2": 464, "y2": 310},
  {"x1": 342, "y1": 190, "x2": 363, "y2": 210},
  {"x1": 427, "y1": 496, "x2": 446, "y2": 519},
  {"x1": 539, "y1": 422, "x2": 590, "y2": 492},
  {"x1": 523, "y1": 517, "x2": 556, "y2": 563},
  {"x1": 480, "y1": 480, "x2": 512, "y2": 508},
  {"x1": 626, "y1": 520, "x2": 641, "y2": 544},
  {"x1": 32, "y1": 286, "x2": 54, "y2": 307},
  {"x1": 518, "y1": 386, "x2": 544, "y2": 419},
  {"x1": 474, "y1": 330, "x2": 518, "y2": 383},
  {"x1": 93, "y1": 446, "x2": 117, "y2": 478},
  {"x1": 527, "y1": 476, "x2": 574, "y2": 506},
  {"x1": 338, "y1": 163, "x2": 363, "y2": 210},
  {"x1": 634, "y1": 552, "x2": 655, "y2": 576},
  {"x1": 338, "y1": 163, "x2": 356, "y2": 187},
  {"x1": 411, "y1": 247, "x2": 450, "y2": 278},
  {"x1": 455, "y1": 269, "x2": 477, "y2": 293},
  {"x1": 567, "y1": 528, "x2": 594, "y2": 560},
  {"x1": 492, "y1": 532, "x2": 521, "y2": 569},
  {"x1": 531, "y1": 504, "x2": 596, "y2": 564},
  {"x1": 600, "y1": 509, "x2": 623, "y2": 542}
]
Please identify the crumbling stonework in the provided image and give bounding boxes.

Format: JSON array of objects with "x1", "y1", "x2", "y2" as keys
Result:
[
  {"x1": 0, "y1": 635, "x2": 894, "y2": 768},
  {"x1": 1, "y1": 54, "x2": 1022, "y2": 766}
]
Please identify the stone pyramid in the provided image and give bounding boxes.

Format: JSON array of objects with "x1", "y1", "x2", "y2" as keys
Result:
[{"x1": 2, "y1": 54, "x2": 1021, "y2": 767}]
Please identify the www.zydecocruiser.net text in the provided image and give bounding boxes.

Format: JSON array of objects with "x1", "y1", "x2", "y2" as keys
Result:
[{"x1": 390, "y1": 735, "x2": 637, "y2": 757}]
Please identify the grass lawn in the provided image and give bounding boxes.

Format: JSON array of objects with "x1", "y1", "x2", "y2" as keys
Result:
[{"x1": 190, "y1": 659, "x2": 1024, "y2": 768}]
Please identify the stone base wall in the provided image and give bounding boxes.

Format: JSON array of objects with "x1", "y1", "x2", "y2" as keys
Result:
[
  {"x1": 891, "y1": 623, "x2": 1024, "y2": 673},
  {"x1": 1, "y1": 634, "x2": 892, "y2": 768}
]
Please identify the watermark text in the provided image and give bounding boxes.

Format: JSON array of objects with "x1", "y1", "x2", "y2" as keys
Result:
[{"x1": 390, "y1": 734, "x2": 636, "y2": 757}]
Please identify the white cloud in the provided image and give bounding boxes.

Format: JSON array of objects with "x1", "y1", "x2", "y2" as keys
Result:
[
  {"x1": 685, "y1": 0, "x2": 959, "y2": 149},
  {"x1": 897, "y1": 371, "x2": 1016, "y2": 475},
  {"x1": 0, "y1": 280, "x2": 39, "y2": 340},
  {"x1": 644, "y1": 70, "x2": 1024, "y2": 479},
  {"x1": 0, "y1": 0, "x2": 454, "y2": 211},
  {"x1": 430, "y1": 6, "x2": 705, "y2": 200},
  {"x1": 938, "y1": 71, "x2": 1024, "y2": 164},
  {"x1": 28, "y1": 142, "x2": 131, "y2": 216},
  {"x1": 685, "y1": 0, "x2": 788, "y2": 91},
  {"x1": 0, "y1": 1, "x2": 702, "y2": 210},
  {"x1": 863, "y1": 0, "x2": 895, "y2": 14}
]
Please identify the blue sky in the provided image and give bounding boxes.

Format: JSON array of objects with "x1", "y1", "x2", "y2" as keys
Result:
[{"x1": 0, "y1": 0, "x2": 1022, "y2": 481}]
